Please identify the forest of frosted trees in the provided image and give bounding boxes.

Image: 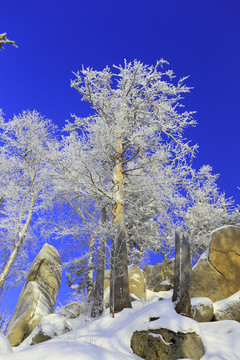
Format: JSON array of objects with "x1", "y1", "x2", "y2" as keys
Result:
[{"x1": 0, "y1": 57, "x2": 240, "y2": 318}]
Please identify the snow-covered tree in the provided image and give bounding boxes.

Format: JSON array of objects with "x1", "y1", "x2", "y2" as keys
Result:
[
  {"x1": 0, "y1": 33, "x2": 18, "y2": 49},
  {"x1": 0, "y1": 110, "x2": 58, "y2": 293},
  {"x1": 39, "y1": 184, "x2": 107, "y2": 297},
  {"x1": 63, "y1": 59, "x2": 198, "y2": 313},
  {"x1": 185, "y1": 165, "x2": 240, "y2": 257}
]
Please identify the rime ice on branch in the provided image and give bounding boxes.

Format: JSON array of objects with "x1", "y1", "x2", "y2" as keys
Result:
[
  {"x1": 0, "y1": 33, "x2": 18, "y2": 49},
  {"x1": 65, "y1": 59, "x2": 197, "y2": 314}
]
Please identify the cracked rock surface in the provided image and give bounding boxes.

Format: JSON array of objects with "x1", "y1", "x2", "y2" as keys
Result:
[{"x1": 191, "y1": 226, "x2": 240, "y2": 302}]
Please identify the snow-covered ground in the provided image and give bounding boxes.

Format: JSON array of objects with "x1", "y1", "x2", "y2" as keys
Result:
[{"x1": 1, "y1": 290, "x2": 240, "y2": 360}]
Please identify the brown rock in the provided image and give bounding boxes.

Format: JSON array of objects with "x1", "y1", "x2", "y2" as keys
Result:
[
  {"x1": 209, "y1": 226, "x2": 240, "y2": 292},
  {"x1": 191, "y1": 226, "x2": 240, "y2": 302},
  {"x1": 104, "y1": 269, "x2": 110, "y2": 290},
  {"x1": 104, "y1": 266, "x2": 146, "y2": 302},
  {"x1": 128, "y1": 265, "x2": 146, "y2": 301},
  {"x1": 191, "y1": 258, "x2": 229, "y2": 302},
  {"x1": 191, "y1": 297, "x2": 214, "y2": 322},
  {"x1": 131, "y1": 328, "x2": 204, "y2": 360},
  {"x1": 143, "y1": 260, "x2": 174, "y2": 292},
  {"x1": 6, "y1": 244, "x2": 62, "y2": 346}
]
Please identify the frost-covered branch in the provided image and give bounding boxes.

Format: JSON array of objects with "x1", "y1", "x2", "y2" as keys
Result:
[{"x1": 0, "y1": 33, "x2": 18, "y2": 49}]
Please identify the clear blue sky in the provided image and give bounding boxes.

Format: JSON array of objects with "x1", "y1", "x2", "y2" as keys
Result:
[{"x1": 1, "y1": 0, "x2": 240, "y2": 314}]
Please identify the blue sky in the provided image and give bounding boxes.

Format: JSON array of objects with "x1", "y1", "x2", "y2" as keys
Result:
[{"x1": 1, "y1": 0, "x2": 240, "y2": 314}]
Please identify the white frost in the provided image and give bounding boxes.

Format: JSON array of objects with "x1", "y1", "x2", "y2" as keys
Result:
[{"x1": 0, "y1": 293, "x2": 239, "y2": 359}]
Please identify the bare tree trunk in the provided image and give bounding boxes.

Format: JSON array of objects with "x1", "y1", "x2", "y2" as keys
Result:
[
  {"x1": 91, "y1": 206, "x2": 107, "y2": 317},
  {"x1": 87, "y1": 236, "x2": 95, "y2": 295},
  {"x1": 173, "y1": 232, "x2": 192, "y2": 317},
  {"x1": 172, "y1": 232, "x2": 181, "y2": 304},
  {"x1": 0, "y1": 189, "x2": 38, "y2": 291},
  {"x1": 110, "y1": 139, "x2": 131, "y2": 314},
  {"x1": 109, "y1": 237, "x2": 115, "y2": 317}
]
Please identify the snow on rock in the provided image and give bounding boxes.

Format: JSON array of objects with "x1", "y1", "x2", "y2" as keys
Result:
[
  {"x1": 146, "y1": 289, "x2": 173, "y2": 302},
  {"x1": 6, "y1": 243, "x2": 62, "y2": 346},
  {"x1": 213, "y1": 290, "x2": 240, "y2": 321},
  {"x1": 20, "y1": 314, "x2": 71, "y2": 346},
  {"x1": 191, "y1": 297, "x2": 214, "y2": 322}
]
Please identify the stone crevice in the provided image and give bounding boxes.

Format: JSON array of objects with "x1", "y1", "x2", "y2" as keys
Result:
[
  {"x1": 207, "y1": 258, "x2": 236, "y2": 291},
  {"x1": 210, "y1": 248, "x2": 240, "y2": 257}
]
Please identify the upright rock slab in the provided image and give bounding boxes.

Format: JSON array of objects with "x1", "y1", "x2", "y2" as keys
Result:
[
  {"x1": 128, "y1": 265, "x2": 146, "y2": 301},
  {"x1": 6, "y1": 243, "x2": 62, "y2": 346},
  {"x1": 191, "y1": 226, "x2": 240, "y2": 302},
  {"x1": 143, "y1": 259, "x2": 174, "y2": 292}
]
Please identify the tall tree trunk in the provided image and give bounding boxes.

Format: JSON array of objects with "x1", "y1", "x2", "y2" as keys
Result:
[
  {"x1": 87, "y1": 235, "x2": 95, "y2": 295},
  {"x1": 110, "y1": 139, "x2": 131, "y2": 314},
  {"x1": 173, "y1": 232, "x2": 192, "y2": 317},
  {"x1": 91, "y1": 206, "x2": 107, "y2": 317},
  {"x1": 172, "y1": 232, "x2": 181, "y2": 304}
]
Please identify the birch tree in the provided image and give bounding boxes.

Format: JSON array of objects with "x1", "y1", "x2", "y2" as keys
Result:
[
  {"x1": 64, "y1": 59, "x2": 197, "y2": 314},
  {"x1": 0, "y1": 110, "x2": 58, "y2": 293}
]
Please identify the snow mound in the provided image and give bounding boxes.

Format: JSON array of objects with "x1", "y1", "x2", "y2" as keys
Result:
[
  {"x1": 0, "y1": 294, "x2": 238, "y2": 359},
  {"x1": 0, "y1": 331, "x2": 12, "y2": 354}
]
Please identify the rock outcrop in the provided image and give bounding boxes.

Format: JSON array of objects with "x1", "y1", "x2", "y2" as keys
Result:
[
  {"x1": 128, "y1": 265, "x2": 146, "y2": 301},
  {"x1": 104, "y1": 265, "x2": 146, "y2": 302},
  {"x1": 191, "y1": 226, "x2": 240, "y2": 302},
  {"x1": 6, "y1": 243, "x2": 62, "y2": 346},
  {"x1": 191, "y1": 297, "x2": 214, "y2": 322},
  {"x1": 143, "y1": 260, "x2": 174, "y2": 292},
  {"x1": 104, "y1": 269, "x2": 110, "y2": 290},
  {"x1": 213, "y1": 291, "x2": 240, "y2": 321},
  {"x1": 131, "y1": 328, "x2": 204, "y2": 360}
]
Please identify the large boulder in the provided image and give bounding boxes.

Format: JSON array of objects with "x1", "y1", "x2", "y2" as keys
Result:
[
  {"x1": 6, "y1": 243, "x2": 62, "y2": 346},
  {"x1": 128, "y1": 265, "x2": 146, "y2": 301},
  {"x1": 104, "y1": 265, "x2": 146, "y2": 301},
  {"x1": 143, "y1": 259, "x2": 174, "y2": 292},
  {"x1": 191, "y1": 297, "x2": 214, "y2": 322},
  {"x1": 131, "y1": 328, "x2": 204, "y2": 360},
  {"x1": 213, "y1": 291, "x2": 240, "y2": 321},
  {"x1": 191, "y1": 226, "x2": 240, "y2": 302}
]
